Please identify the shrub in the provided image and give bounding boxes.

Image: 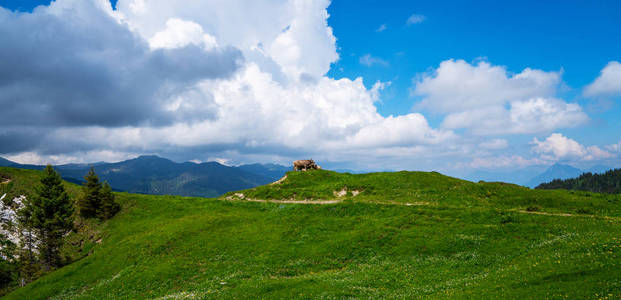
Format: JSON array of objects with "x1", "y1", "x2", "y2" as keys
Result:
[{"x1": 526, "y1": 205, "x2": 541, "y2": 212}]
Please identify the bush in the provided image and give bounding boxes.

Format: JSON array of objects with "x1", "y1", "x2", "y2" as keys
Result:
[
  {"x1": 499, "y1": 212, "x2": 515, "y2": 224},
  {"x1": 526, "y1": 205, "x2": 541, "y2": 212},
  {"x1": 575, "y1": 208, "x2": 591, "y2": 214}
]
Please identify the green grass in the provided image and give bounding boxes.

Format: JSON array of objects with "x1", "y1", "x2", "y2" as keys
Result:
[
  {"x1": 0, "y1": 167, "x2": 81, "y2": 201},
  {"x1": 3, "y1": 168, "x2": 621, "y2": 299},
  {"x1": 232, "y1": 170, "x2": 621, "y2": 217}
]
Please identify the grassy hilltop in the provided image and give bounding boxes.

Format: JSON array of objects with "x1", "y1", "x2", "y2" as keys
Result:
[{"x1": 3, "y1": 168, "x2": 620, "y2": 299}]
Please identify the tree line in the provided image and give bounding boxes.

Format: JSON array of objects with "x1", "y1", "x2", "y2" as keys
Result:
[
  {"x1": 536, "y1": 168, "x2": 621, "y2": 194},
  {"x1": 1, "y1": 166, "x2": 119, "y2": 294}
]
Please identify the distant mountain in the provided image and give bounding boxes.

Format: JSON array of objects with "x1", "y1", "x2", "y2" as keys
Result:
[
  {"x1": 463, "y1": 167, "x2": 544, "y2": 187},
  {"x1": 237, "y1": 163, "x2": 291, "y2": 182},
  {"x1": 536, "y1": 168, "x2": 621, "y2": 193},
  {"x1": 526, "y1": 163, "x2": 584, "y2": 188},
  {"x1": 0, "y1": 155, "x2": 290, "y2": 198},
  {"x1": 0, "y1": 157, "x2": 16, "y2": 166}
]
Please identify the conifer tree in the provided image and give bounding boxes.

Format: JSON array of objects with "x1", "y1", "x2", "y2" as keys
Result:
[
  {"x1": 16, "y1": 200, "x2": 39, "y2": 284},
  {"x1": 97, "y1": 182, "x2": 120, "y2": 220},
  {"x1": 77, "y1": 167, "x2": 101, "y2": 218},
  {"x1": 0, "y1": 233, "x2": 16, "y2": 289},
  {"x1": 20, "y1": 165, "x2": 74, "y2": 270}
]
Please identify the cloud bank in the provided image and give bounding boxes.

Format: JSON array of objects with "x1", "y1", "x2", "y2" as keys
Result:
[
  {"x1": 0, "y1": 0, "x2": 450, "y2": 168},
  {"x1": 0, "y1": 0, "x2": 618, "y2": 173}
]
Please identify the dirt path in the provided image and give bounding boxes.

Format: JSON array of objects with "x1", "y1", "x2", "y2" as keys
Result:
[
  {"x1": 517, "y1": 209, "x2": 621, "y2": 221},
  {"x1": 223, "y1": 193, "x2": 619, "y2": 220},
  {"x1": 245, "y1": 198, "x2": 343, "y2": 204},
  {"x1": 269, "y1": 175, "x2": 287, "y2": 185},
  {"x1": 517, "y1": 210, "x2": 573, "y2": 217}
]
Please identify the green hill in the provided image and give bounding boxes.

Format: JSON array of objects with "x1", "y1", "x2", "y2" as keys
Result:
[
  {"x1": 3, "y1": 168, "x2": 620, "y2": 299},
  {"x1": 0, "y1": 167, "x2": 82, "y2": 201}
]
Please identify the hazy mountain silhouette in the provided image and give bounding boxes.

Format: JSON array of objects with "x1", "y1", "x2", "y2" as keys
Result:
[{"x1": 0, "y1": 155, "x2": 289, "y2": 197}]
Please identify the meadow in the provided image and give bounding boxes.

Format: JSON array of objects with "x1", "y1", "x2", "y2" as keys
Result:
[{"x1": 2, "y1": 168, "x2": 620, "y2": 299}]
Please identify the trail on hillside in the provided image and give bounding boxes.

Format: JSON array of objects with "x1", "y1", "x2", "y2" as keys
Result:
[
  {"x1": 517, "y1": 209, "x2": 621, "y2": 221},
  {"x1": 224, "y1": 193, "x2": 620, "y2": 221},
  {"x1": 269, "y1": 175, "x2": 287, "y2": 185},
  {"x1": 245, "y1": 198, "x2": 343, "y2": 204}
]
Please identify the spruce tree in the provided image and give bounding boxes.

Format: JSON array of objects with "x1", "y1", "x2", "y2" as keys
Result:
[
  {"x1": 16, "y1": 200, "x2": 38, "y2": 284},
  {"x1": 0, "y1": 233, "x2": 16, "y2": 289},
  {"x1": 20, "y1": 165, "x2": 74, "y2": 270},
  {"x1": 97, "y1": 182, "x2": 120, "y2": 220},
  {"x1": 77, "y1": 167, "x2": 101, "y2": 218}
]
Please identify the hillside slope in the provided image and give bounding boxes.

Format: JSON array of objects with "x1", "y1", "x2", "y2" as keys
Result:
[
  {"x1": 5, "y1": 169, "x2": 621, "y2": 299},
  {"x1": 1, "y1": 167, "x2": 105, "y2": 295}
]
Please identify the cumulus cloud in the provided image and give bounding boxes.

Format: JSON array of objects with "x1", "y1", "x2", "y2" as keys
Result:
[
  {"x1": 148, "y1": 18, "x2": 218, "y2": 50},
  {"x1": 116, "y1": 0, "x2": 338, "y2": 81},
  {"x1": 0, "y1": 0, "x2": 241, "y2": 128},
  {"x1": 2, "y1": 0, "x2": 610, "y2": 173},
  {"x1": 583, "y1": 61, "x2": 621, "y2": 97},
  {"x1": 0, "y1": 0, "x2": 452, "y2": 167},
  {"x1": 359, "y1": 54, "x2": 389, "y2": 67},
  {"x1": 531, "y1": 133, "x2": 613, "y2": 161},
  {"x1": 412, "y1": 59, "x2": 588, "y2": 135},
  {"x1": 406, "y1": 14, "x2": 426, "y2": 25}
]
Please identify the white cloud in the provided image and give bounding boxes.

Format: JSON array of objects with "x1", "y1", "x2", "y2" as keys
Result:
[
  {"x1": 480, "y1": 139, "x2": 508, "y2": 150},
  {"x1": 531, "y1": 133, "x2": 613, "y2": 161},
  {"x1": 341, "y1": 114, "x2": 454, "y2": 149},
  {"x1": 2, "y1": 0, "x2": 451, "y2": 166},
  {"x1": 584, "y1": 146, "x2": 614, "y2": 161},
  {"x1": 42, "y1": 63, "x2": 450, "y2": 155},
  {"x1": 375, "y1": 24, "x2": 387, "y2": 32},
  {"x1": 413, "y1": 59, "x2": 561, "y2": 112},
  {"x1": 149, "y1": 18, "x2": 218, "y2": 50},
  {"x1": 1, "y1": 0, "x2": 607, "y2": 173},
  {"x1": 4, "y1": 150, "x2": 136, "y2": 165},
  {"x1": 584, "y1": 61, "x2": 621, "y2": 97},
  {"x1": 359, "y1": 54, "x2": 388, "y2": 67},
  {"x1": 117, "y1": 0, "x2": 338, "y2": 81},
  {"x1": 406, "y1": 14, "x2": 426, "y2": 25},
  {"x1": 607, "y1": 141, "x2": 621, "y2": 153},
  {"x1": 507, "y1": 98, "x2": 587, "y2": 133},
  {"x1": 467, "y1": 155, "x2": 544, "y2": 169},
  {"x1": 413, "y1": 59, "x2": 587, "y2": 135}
]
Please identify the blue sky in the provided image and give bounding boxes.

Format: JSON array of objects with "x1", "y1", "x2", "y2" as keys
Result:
[
  {"x1": 326, "y1": 0, "x2": 621, "y2": 126},
  {"x1": 0, "y1": 0, "x2": 620, "y2": 183}
]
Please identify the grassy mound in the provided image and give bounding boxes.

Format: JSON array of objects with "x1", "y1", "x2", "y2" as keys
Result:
[
  {"x1": 228, "y1": 170, "x2": 621, "y2": 217},
  {"x1": 4, "y1": 168, "x2": 621, "y2": 299}
]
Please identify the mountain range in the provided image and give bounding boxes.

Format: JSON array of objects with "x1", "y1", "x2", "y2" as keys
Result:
[
  {"x1": 0, "y1": 155, "x2": 290, "y2": 197},
  {"x1": 461, "y1": 163, "x2": 616, "y2": 188},
  {"x1": 2, "y1": 155, "x2": 615, "y2": 194},
  {"x1": 525, "y1": 163, "x2": 615, "y2": 188}
]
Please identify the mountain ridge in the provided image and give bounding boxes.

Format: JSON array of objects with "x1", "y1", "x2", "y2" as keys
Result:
[{"x1": 0, "y1": 155, "x2": 290, "y2": 197}]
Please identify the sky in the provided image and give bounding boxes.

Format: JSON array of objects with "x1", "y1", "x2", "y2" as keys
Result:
[{"x1": 0, "y1": 0, "x2": 620, "y2": 181}]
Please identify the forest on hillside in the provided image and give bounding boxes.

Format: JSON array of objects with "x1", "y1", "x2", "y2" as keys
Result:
[{"x1": 536, "y1": 168, "x2": 621, "y2": 194}]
